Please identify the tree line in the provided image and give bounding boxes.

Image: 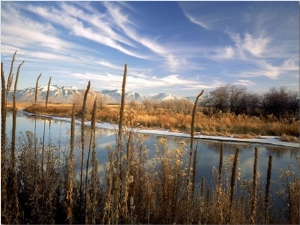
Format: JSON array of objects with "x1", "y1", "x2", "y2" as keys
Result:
[
  {"x1": 200, "y1": 84, "x2": 299, "y2": 119},
  {"x1": 138, "y1": 84, "x2": 299, "y2": 120}
]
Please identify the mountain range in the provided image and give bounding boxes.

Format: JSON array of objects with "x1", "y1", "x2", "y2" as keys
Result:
[{"x1": 7, "y1": 85, "x2": 191, "y2": 104}]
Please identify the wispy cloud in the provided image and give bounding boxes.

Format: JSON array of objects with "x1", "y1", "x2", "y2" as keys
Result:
[
  {"x1": 233, "y1": 79, "x2": 254, "y2": 86},
  {"x1": 1, "y1": 2, "x2": 298, "y2": 95},
  {"x1": 228, "y1": 32, "x2": 271, "y2": 58},
  {"x1": 238, "y1": 58, "x2": 299, "y2": 79},
  {"x1": 182, "y1": 10, "x2": 210, "y2": 30},
  {"x1": 97, "y1": 61, "x2": 124, "y2": 71},
  {"x1": 1, "y1": 4, "x2": 74, "y2": 53},
  {"x1": 26, "y1": 3, "x2": 150, "y2": 60},
  {"x1": 68, "y1": 70, "x2": 221, "y2": 93},
  {"x1": 103, "y1": 2, "x2": 184, "y2": 71},
  {"x1": 210, "y1": 46, "x2": 235, "y2": 60}
]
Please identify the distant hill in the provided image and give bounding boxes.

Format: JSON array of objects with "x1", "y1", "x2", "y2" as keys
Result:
[
  {"x1": 7, "y1": 85, "x2": 81, "y2": 103},
  {"x1": 149, "y1": 93, "x2": 186, "y2": 101},
  {"x1": 7, "y1": 85, "x2": 190, "y2": 104},
  {"x1": 101, "y1": 89, "x2": 148, "y2": 103}
]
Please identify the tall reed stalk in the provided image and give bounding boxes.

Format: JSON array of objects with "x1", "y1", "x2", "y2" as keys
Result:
[
  {"x1": 85, "y1": 97, "x2": 97, "y2": 224},
  {"x1": 198, "y1": 177, "x2": 205, "y2": 224},
  {"x1": 66, "y1": 104, "x2": 75, "y2": 224},
  {"x1": 45, "y1": 76, "x2": 52, "y2": 107},
  {"x1": 227, "y1": 148, "x2": 239, "y2": 224},
  {"x1": 79, "y1": 80, "x2": 90, "y2": 222},
  {"x1": 6, "y1": 51, "x2": 16, "y2": 100},
  {"x1": 34, "y1": 74, "x2": 42, "y2": 178},
  {"x1": 186, "y1": 90, "x2": 204, "y2": 223},
  {"x1": 35, "y1": 73, "x2": 42, "y2": 104},
  {"x1": 10, "y1": 59, "x2": 24, "y2": 224},
  {"x1": 250, "y1": 147, "x2": 258, "y2": 224},
  {"x1": 264, "y1": 155, "x2": 272, "y2": 223},
  {"x1": 217, "y1": 142, "x2": 224, "y2": 224},
  {"x1": 117, "y1": 64, "x2": 127, "y2": 159},
  {"x1": 1, "y1": 62, "x2": 7, "y2": 223},
  {"x1": 90, "y1": 112, "x2": 99, "y2": 224},
  {"x1": 114, "y1": 64, "x2": 127, "y2": 224},
  {"x1": 42, "y1": 76, "x2": 51, "y2": 180}
]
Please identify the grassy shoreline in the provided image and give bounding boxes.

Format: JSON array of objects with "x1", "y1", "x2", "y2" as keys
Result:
[
  {"x1": 2, "y1": 54, "x2": 299, "y2": 224},
  {"x1": 19, "y1": 102, "x2": 299, "y2": 143}
]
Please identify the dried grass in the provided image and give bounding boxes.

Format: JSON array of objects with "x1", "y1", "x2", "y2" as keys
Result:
[{"x1": 2, "y1": 52, "x2": 299, "y2": 224}]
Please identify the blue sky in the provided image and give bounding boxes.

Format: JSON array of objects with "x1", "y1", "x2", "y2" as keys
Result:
[{"x1": 1, "y1": 1, "x2": 299, "y2": 96}]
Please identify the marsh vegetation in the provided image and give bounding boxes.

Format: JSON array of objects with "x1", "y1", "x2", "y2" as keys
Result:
[{"x1": 1, "y1": 52, "x2": 299, "y2": 224}]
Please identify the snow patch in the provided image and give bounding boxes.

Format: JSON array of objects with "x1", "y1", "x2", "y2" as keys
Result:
[{"x1": 21, "y1": 111, "x2": 299, "y2": 148}]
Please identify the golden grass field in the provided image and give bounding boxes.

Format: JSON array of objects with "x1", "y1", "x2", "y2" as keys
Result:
[{"x1": 18, "y1": 101, "x2": 299, "y2": 143}]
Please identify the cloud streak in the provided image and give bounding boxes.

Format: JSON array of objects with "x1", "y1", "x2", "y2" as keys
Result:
[{"x1": 1, "y1": 2, "x2": 298, "y2": 95}]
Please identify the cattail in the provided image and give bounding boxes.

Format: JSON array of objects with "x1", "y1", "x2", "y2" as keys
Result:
[
  {"x1": 1, "y1": 62, "x2": 7, "y2": 223},
  {"x1": 34, "y1": 74, "x2": 42, "y2": 178},
  {"x1": 85, "y1": 97, "x2": 97, "y2": 224},
  {"x1": 218, "y1": 143, "x2": 224, "y2": 188},
  {"x1": 45, "y1": 76, "x2": 52, "y2": 108},
  {"x1": 250, "y1": 147, "x2": 258, "y2": 224},
  {"x1": 227, "y1": 148, "x2": 239, "y2": 224},
  {"x1": 6, "y1": 74, "x2": 14, "y2": 99},
  {"x1": 192, "y1": 140, "x2": 199, "y2": 196},
  {"x1": 6, "y1": 50, "x2": 17, "y2": 97},
  {"x1": 102, "y1": 151, "x2": 114, "y2": 224},
  {"x1": 198, "y1": 177, "x2": 205, "y2": 224},
  {"x1": 90, "y1": 120, "x2": 99, "y2": 224},
  {"x1": 10, "y1": 60, "x2": 24, "y2": 224},
  {"x1": 117, "y1": 64, "x2": 127, "y2": 154},
  {"x1": 186, "y1": 90, "x2": 204, "y2": 223},
  {"x1": 113, "y1": 64, "x2": 127, "y2": 223},
  {"x1": 35, "y1": 73, "x2": 42, "y2": 104},
  {"x1": 190, "y1": 90, "x2": 204, "y2": 157},
  {"x1": 41, "y1": 76, "x2": 51, "y2": 180},
  {"x1": 79, "y1": 80, "x2": 90, "y2": 222},
  {"x1": 264, "y1": 155, "x2": 272, "y2": 223},
  {"x1": 217, "y1": 142, "x2": 224, "y2": 224},
  {"x1": 66, "y1": 104, "x2": 75, "y2": 224}
]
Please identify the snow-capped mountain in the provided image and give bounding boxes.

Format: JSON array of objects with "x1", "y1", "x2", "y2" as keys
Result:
[
  {"x1": 8, "y1": 85, "x2": 189, "y2": 104},
  {"x1": 7, "y1": 85, "x2": 81, "y2": 103},
  {"x1": 101, "y1": 89, "x2": 148, "y2": 103},
  {"x1": 149, "y1": 93, "x2": 185, "y2": 101}
]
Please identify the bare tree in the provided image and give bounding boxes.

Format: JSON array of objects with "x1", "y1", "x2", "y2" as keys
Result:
[
  {"x1": 208, "y1": 85, "x2": 230, "y2": 113},
  {"x1": 261, "y1": 86, "x2": 294, "y2": 118}
]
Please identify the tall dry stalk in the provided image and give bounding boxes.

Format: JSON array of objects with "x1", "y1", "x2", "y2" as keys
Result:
[
  {"x1": 117, "y1": 64, "x2": 127, "y2": 155},
  {"x1": 102, "y1": 151, "x2": 114, "y2": 224},
  {"x1": 10, "y1": 59, "x2": 24, "y2": 224},
  {"x1": 34, "y1": 74, "x2": 42, "y2": 178},
  {"x1": 192, "y1": 140, "x2": 199, "y2": 196},
  {"x1": 45, "y1": 76, "x2": 52, "y2": 107},
  {"x1": 264, "y1": 155, "x2": 272, "y2": 223},
  {"x1": 198, "y1": 177, "x2": 205, "y2": 224},
  {"x1": 79, "y1": 80, "x2": 90, "y2": 222},
  {"x1": 6, "y1": 50, "x2": 17, "y2": 99},
  {"x1": 186, "y1": 90, "x2": 204, "y2": 223},
  {"x1": 250, "y1": 147, "x2": 258, "y2": 224},
  {"x1": 113, "y1": 63, "x2": 127, "y2": 224},
  {"x1": 90, "y1": 116, "x2": 99, "y2": 224},
  {"x1": 35, "y1": 73, "x2": 42, "y2": 104},
  {"x1": 66, "y1": 104, "x2": 75, "y2": 224},
  {"x1": 227, "y1": 148, "x2": 239, "y2": 224},
  {"x1": 85, "y1": 97, "x2": 97, "y2": 224},
  {"x1": 217, "y1": 142, "x2": 224, "y2": 223},
  {"x1": 1, "y1": 62, "x2": 7, "y2": 223},
  {"x1": 41, "y1": 76, "x2": 52, "y2": 180}
]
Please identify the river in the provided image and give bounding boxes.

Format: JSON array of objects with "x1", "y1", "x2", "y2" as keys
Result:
[{"x1": 5, "y1": 111, "x2": 300, "y2": 202}]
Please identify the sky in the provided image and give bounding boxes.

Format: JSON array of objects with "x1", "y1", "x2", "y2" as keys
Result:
[{"x1": 1, "y1": 1, "x2": 299, "y2": 96}]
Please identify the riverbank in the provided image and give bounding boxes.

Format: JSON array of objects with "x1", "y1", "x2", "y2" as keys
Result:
[
  {"x1": 22, "y1": 103, "x2": 299, "y2": 143},
  {"x1": 22, "y1": 110, "x2": 299, "y2": 148}
]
